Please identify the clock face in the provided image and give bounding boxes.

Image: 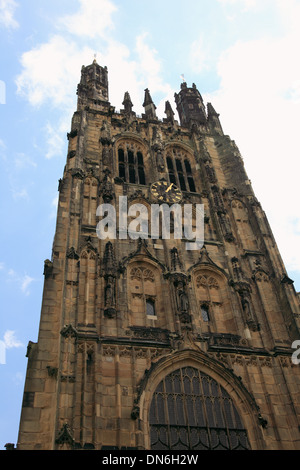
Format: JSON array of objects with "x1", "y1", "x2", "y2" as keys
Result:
[{"x1": 150, "y1": 181, "x2": 182, "y2": 203}]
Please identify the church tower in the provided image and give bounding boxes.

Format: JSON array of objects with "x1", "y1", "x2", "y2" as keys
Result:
[{"x1": 15, "y1": 61, "x2": 300, "y2": 450}]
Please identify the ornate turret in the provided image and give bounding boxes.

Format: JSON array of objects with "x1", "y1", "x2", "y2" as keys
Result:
[
  {"x1": 143, "y1": 88, "x2": 157, "y2": 120},
  {"x1": 164, "y1": 100, "x2": 175, "y2": 125},
  {"x1": 77, "y1": 59, "x2": 110, "y2": 111},
  {"x1": 174, "y1": 82, "x2": 207, "y2": 128},
  {"x1": 207, "y1": 102, "x2": 224, "y2": 135},
  {"x1": 121, "y1": 91, "x2": 134, "y2": 115}
]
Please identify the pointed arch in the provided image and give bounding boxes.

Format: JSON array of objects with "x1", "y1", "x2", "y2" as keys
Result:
[
  {"x1": 120, "y1": 239, "x2": 167, "y2": 275},
  {"x1": 231, "y1": 198, "x2": 256, "y2": 250},
  {"x1": 135, "y1": 349, "x2": 264, "y2": 450},
  {"x1": 78, "y1": 246, "x2": 98, "y2": 326},
  {"x1": 192, "y1": 265, "x2": 236, "y2": 334},
  {"x1": 253, "y1": 269, "x2": 290, "y2": 342},
  {"x1": 127, "y1": 255, "x2": 168, "y2": 328},
  {"x1": 82, "y1": 176, "x2": 98, "y2": 226},
  {"x1": 115, "y1": 137, "x2": 148, "y2": 185},
  {"x1": 164, "y1": 144, "x2": 197, "y2": 193}
]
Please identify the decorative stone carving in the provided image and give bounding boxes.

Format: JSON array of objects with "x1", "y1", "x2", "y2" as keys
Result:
[
  {"x1": 170, "y1": 247, "x2": 183, "y2": 272},
  {"x1": 100, "y1": 168, "x2": 114, "y2": 203},
  {"x1": 47, "y1": 366, "x2": 58, "y2": 379},
  {"x1": 102, "y1": 241, "x2": 117, "y2": 318},
  {"x1": 66, "y1": 247, "x2": 79, "y2": 260},
  {"x1": 43, "y1": 259, "x2": 53, "y2": 279},
  {"x1": 60, "y1": 324, "x2": 78, "y2": 339},
  {"x1": 258, "y1": 414, "x2": 268, "y2": 429},
  {"x1": 99, "y1": 120, "x2": 112, "y2": 146},
  {"x1": 55, "y1": 423, "x2": 75, "y2": 447},
  {"x1": 102, "y1": 145, "x2": 113, "y2": 167}
]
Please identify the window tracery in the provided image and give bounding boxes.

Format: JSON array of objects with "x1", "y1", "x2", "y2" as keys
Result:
[
  {"x1": 231, "y1": 199, "x2": 256, "y2": 249},
  {"x1": 129, "y1": 265, "x2": 158, "y2": 324},
  {"x1": 166, "y1": 147, "x2": 196, "y2": 193},
  {"x1": 82, "y1": 177, "x2": 98, "y2": 226},
  {"x1": 78, "y1": 249, "x2": 97, "y2": 325},
  {"x1": 194, "y1": 272, "x2": 226, "y2": 329},
  {"x1": 149, "y1": 367, "x2": 250, "y2": 450},
  {"x1": 118, "y1": 142, "x2": 146, "y2": 185}
]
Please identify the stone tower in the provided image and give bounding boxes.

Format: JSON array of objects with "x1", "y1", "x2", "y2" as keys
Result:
[{"x1": 16, "y1": 61, "x2": 300, "y2": 450}]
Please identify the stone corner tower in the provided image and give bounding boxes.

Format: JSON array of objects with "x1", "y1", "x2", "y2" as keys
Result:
[{"x1": 15, "y1": 61, "x2": 300, "y2": 451}]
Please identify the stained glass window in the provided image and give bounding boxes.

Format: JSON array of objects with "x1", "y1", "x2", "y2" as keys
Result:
[{"x1": 149, "y1": 367, "x2": 250, "y2": 450}]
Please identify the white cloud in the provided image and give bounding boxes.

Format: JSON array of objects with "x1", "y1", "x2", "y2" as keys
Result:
[
  {"x1": 0, "y1": 0, "x2": 18, "y2": 30},
  {"x1": 45, "y1": 121, "x2": 67, "y2": 160},
  {"x1": 21, "y1": 275, "x2": 34, "y2": 296},
  {"x1": 15, "y1": 18, "x2": 174, "y2": 128},
  {"x1": 134, "y1": 33, "x2": 174, "y2": 116},
  {"x1": 15, "y1": 35, "x2": 95, "y2": 159},
  {"x1": 0, "y1": 137, "x2": 6, "y2": 160},
  {"x1": 16, "y1": 35, "x2": 93, "y2": 108},
  {"x1": 7, "y1": 269, "x2": 35, "y2": 295},
  {"x1": 58, "y1": 0, "x2": 117, "y2": 39},
  {"x1": 13, "y1": 372, "x2": 24, "y2": 385},
  {"x1": 11, "y1": 186, "x2": 29, "y2": 201},
  {"x1": 217, "y1": 0, "x2": 259, "y2": 11},
  {"x1": 14, "y1": 153, "x2": 37, "y2": 169},
  {"x1": 206, "y1": 1, "x2": 300, "y2": 274},
  {"x1": 3, "y1": 330, "x2": 23, "y2": 349},
  {"x1": 50, "y1": 194, "x2": 59, "y2": 219},
  {"x1": 189, "y1": 36, "x2": 209, "y2": 74}
]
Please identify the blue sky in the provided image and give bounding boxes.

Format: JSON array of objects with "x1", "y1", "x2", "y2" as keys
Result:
[{"x1": 1, "y1": 0, "x2": 300, "y2": 448}]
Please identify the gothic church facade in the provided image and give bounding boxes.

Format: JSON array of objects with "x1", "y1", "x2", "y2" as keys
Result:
[{"x1": 16, "y1": 60, "x2": 300, "y2": 450}]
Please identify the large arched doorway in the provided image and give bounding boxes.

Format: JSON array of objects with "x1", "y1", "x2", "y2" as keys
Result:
[{"x1": 149, "y1": 366, "x2": 250, "y2": 450}]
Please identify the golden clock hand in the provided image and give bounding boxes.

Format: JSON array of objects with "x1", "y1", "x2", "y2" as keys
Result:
[{"x1": 166, "y1": 183, "x2": 174, "y2": 193}]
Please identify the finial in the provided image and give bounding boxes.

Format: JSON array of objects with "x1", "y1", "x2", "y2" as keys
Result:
[
  {"x1": 93, "y1": 53, "x2": 97, "y2": 64},
  {"x1": 180, "y1": 74, "x2": 186, "y2": 83}
]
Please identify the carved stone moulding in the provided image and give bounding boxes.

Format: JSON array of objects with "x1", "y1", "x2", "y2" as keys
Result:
[
  {"x1": 55, "y1": 423, "x2": 75, "y2": 447},
  {"x1": 60, "y1": 324, "x2": 78, "y2": 339},
  {"x1": 128, "y1": 326, "x2": 171, "y2": 344}
]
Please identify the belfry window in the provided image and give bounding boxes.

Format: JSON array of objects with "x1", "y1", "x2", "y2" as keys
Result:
[
  {"x1": 167, "y1": 157, "x2": 176, "y2": 185},
  {"x1": 166, "y1": 149, "x2": 196, "y2": 193},
  {"x1": 149, "y1": 367, "x2": 250, "y2": 450},
  {"x1": 185, "y1": 159, "x2": 196, "y2": 192},
  {"x1": 118, "y1": 144, "x2": 146, "y2": 185}
]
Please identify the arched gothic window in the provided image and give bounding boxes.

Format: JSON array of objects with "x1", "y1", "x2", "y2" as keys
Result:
[
  {"x1": 78, "y1": 249, "x2": 97, "y2": 326},
  {"x1": 118, "y1": 143, "x2": 146, "y2": 185},
  {"x1": 195, "y1": 274, "x2": 221, "y2": 323},
  {"x1": 193, "y1": 270, "x2": 235, "y2": 333},
  {"x1": 149, "y1": 367, "x2": 250, "y2": 450},
  {"x1": 231, "y1": 199, "x2": 256, "y2": 250},
  {"x1": 82, "y1": 177, "x2": 98, "y2": 226},
  {"x1": 166, "y1": 148, "x2": 196, "y2": 193},
  {"x1": 129, "y1": 266, "x2": 157, "y2": 324}
]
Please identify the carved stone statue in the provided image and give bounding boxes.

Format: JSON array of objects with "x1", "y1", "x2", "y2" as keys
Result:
[
  {"x1": 179, "y1": 290, "x2": 189, "y2": 313},
  {"x1": 105, "y1": 275, "x2": 115, "y2": 307},
  {"x1": 102, "y1": 146, "x2": 112, "y2": 166}
]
